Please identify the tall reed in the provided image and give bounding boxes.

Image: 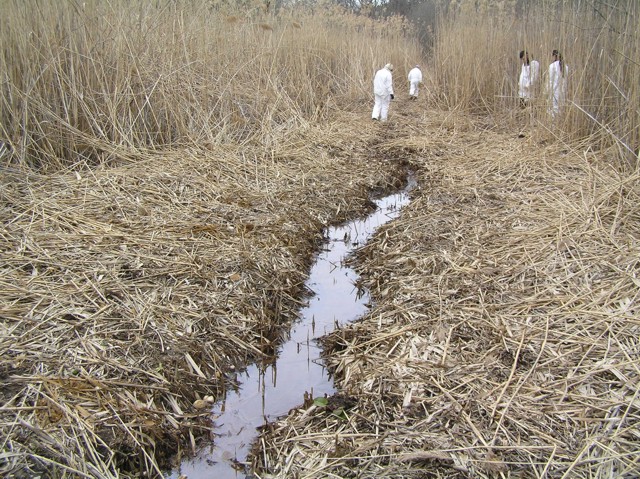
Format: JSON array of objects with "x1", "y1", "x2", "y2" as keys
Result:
[
  {"x1": 0, "y1": 0, "x2": 421, "y2": 171},
  {"x1": 430, "y1": 0, "x2": 639, "y2": 164}
]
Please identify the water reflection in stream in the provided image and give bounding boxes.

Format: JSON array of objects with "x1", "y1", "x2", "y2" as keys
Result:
[{"x1": 171, "y1": 178, "x2": 413, "y2": 479}]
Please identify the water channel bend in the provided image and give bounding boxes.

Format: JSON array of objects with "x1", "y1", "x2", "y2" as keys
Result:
[{"x1": 171, "y1": 179, "x2": 414, "y2": 479}]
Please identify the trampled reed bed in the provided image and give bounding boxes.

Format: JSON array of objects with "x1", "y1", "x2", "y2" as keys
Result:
[
  {"x1": 2, "y1": 0, "x2": 638, "y2": 478},
  {"x1": 0, "y1": 1, "x2": 420, "y2": 477},
  {"x1": 256, "y1": 106, "x2": 640, "y2": 479}
]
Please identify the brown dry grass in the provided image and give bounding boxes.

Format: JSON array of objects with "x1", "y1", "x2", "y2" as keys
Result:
[
  {"x1": 1, "y1": 1, "x2": 639, "y2": 478},
  {"x1": 255, "y1": 102, "x2": 640, "y2": 478},
  {"x1": 0, "y1": 111, "x2": 408, "y2": 477},
  {"x1": 0, "y1": 1, "x2": 422, "y2": 172},
  {"x1": 430, "y1": 0, "x2": 640, "y2": 160}
]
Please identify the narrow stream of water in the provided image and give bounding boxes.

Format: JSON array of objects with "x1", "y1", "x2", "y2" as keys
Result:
[{"x1": 170, "y1": 178, "x2": 413, "y2": 479}]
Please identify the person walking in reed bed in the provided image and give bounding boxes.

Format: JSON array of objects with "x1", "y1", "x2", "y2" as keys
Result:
[
  {"x1": 518, "y1": 50, "x2": 540, "y2": 107},
  {"x1": 547, "y1": 49, "x2": 568, "y2": 117},
  {"x1": 372, "y1": 63, "x2": 394, "y2": 121},
  {"x1": 408, "y1": 64, "x2": 423, "y2": 100}
]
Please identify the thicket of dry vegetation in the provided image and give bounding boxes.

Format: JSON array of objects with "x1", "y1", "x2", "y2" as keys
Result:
[
  {"x1": 431, "y1": 0, "x2": 639, "y2": 158},
  {"x1": 1, "y1": 0, "x2": 638, "y2": 478}
]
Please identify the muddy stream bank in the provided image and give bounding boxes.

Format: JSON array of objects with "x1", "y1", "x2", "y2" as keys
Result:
[{"x1": 170, "y1": 174, "x2": 415, "y2": 479}]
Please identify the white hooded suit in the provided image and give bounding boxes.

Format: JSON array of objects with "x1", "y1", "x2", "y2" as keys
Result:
[
  {"x1": 548, "y1": 59, "x2": 568, "y2": 117},
  {"x1": 518, "y1": 60, "x2": 540, "y2": 100},
  {"x1": 372, "y1": 64, "x2": 394, "y2": 121},
  {"x1": 408, "y1": 66, "x2": 423, "y2": 98}
]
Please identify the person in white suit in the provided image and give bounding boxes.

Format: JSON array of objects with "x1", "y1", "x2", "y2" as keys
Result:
[
  {"x1": 408, "y1": 64, "x2": 423, "y2": 100},
  {"x1": 372, "y1": 63, "x2": 394, "y2": 121},
  {"x1": 547, "y1": 49, "x2": 568, "y2": 117},
  {"x1": 518, "y1": 50, "x2": 540, "y2": 107}
]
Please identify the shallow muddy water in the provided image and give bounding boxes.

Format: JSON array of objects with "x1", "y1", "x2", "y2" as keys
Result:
[{"x1": 170, "y1": 178, "x2": 414, "y2": 479}]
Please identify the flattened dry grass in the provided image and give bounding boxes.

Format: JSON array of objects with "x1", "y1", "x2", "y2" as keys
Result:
[
  {"x1": 256, "y1": 109, "x2": 640, "y2": 478},
  {"x1": 0, "y1": 113, "x2": 406, "y2": 477}
]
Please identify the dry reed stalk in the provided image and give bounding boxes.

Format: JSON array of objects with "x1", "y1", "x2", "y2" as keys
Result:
[
  {"x1": 0, "y1": 109, "x2": 407, "y2": 477},
  {"x1": 430, "y1": 0, "x2": 640, "y2": 155},
  {"x1": 255, "y1": 108, "x2": 640, "y2": 478},
  {"x1": 0, "y1": 1, "x2": 420, "y2": 171}
]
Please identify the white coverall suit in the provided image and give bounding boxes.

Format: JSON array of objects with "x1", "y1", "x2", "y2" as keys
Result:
[
  {"x1": 518, "y1": 60, "x2": 540, "y2": 101},
  {"x1": 548, "y1": 60, "x2": 568, "y2": 117},
  {"x1": 408, "y1": 66, "x2": 423, "y2": 98},
  {"x1": 372, "y1": 65, "x2": 394, "y2": 121}
]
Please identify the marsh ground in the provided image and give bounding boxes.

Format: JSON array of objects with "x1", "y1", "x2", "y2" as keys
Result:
[
  {"x1": 256, "y1": 98, "x2": 640, "y2": 478},
  {"x1": 2, "y1": 95, "x2": 639, "y2": 478}
]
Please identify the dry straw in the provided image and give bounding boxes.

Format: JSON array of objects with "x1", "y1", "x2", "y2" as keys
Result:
[
  {"x1": 0, "y1": 0, "x2": 421, "y2": 171},
  {"x1": 0, "y1": 1, "x2": 420, "y2": 475},
  {"x1": 0, "y1": 110, "x2": 406, "y2": 477},
  {"x1": 1, "y1": 0, "x2": 638, "y2": 478},
  {"x1": 430, "y1": 0, "x2": 640, "y2": 162},
  {"x1": 256, "y1": 109, "x2": 640, "y2": 478}
]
